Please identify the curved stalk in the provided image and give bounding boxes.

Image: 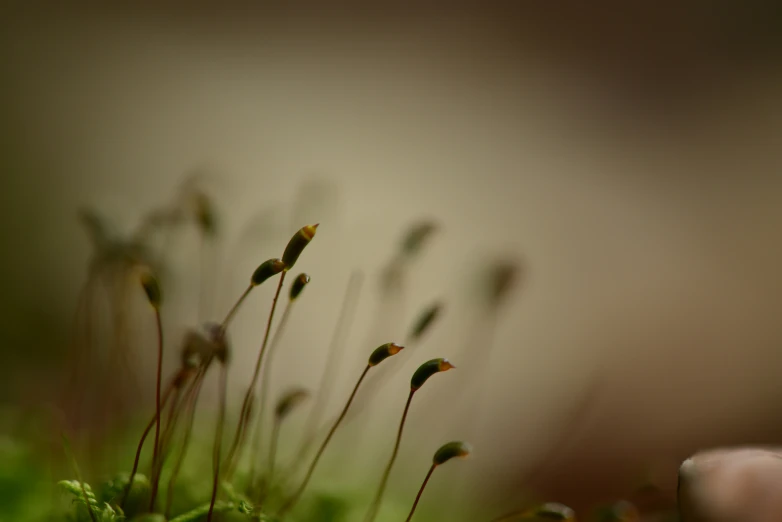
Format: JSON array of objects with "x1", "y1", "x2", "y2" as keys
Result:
[
  {"x1": 364, "y1": 390, "x2": 415, "y2": 522},
  {"x1": 404, "y1": 464, "x2": 435, "y2": 522},
  {"x1": 278, "y1": 365, "x2": 371, "y2": 516}
]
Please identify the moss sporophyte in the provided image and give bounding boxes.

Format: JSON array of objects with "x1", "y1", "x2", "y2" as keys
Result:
[{"x1": 59, "y1": 181, "x2": 587, "y2": 522}]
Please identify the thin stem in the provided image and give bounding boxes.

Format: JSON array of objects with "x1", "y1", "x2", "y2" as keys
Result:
[
  {"x1": 207, "y1": 363, "x2": 228, "y2": 522},
  {"x1": 165, "y1": 367, "x2": 207, "y2": 519},
  {"x1": 404, "y1": 464, "x2": 436, "y2": 522},
  {"x1": 278, "y1": 365, "x2": 371, "y2": 517},
  {"x1": 364, "y1": 390, "x2": 415, "y2": 522},
  {"x1": 266, "y1": 416, "x2": 282, "y2": 493},
  {"x1": 158, "y1": 385, "x2": 185, "y2": 460},
  {"x1": 224, "y1": 397, "x2": 252, "y2": 481},
  {"x1": 224, "y1": 271, "x2": 286, "y2": 475},
  {"x1": 248, "y1": 300, "x2": 294, "y2": 487},
  {"x1": 150, "y1": 384, "x2": 184, "y2": 505},
  {"x1": 121, "y1": 378, "x2": 175, "y2": 510},
  {"x1": 149, "y1": 308, "x2": 165, "y2": 512},
  {"x1": 221, "y1": 284, "x2": 253, "y2": 329},
  {"x1": 289, "y1": 271, "x2": 363, "y2": 475}
]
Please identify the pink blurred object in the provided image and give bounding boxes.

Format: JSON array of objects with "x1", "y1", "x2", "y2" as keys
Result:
[{"x1": 678, "y1": 447, "x2": 782, "y2": 522}]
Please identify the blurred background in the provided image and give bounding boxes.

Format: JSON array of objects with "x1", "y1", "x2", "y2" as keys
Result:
[{"x1": 2, "y1": 2, "x2": 782, "y2": 521}]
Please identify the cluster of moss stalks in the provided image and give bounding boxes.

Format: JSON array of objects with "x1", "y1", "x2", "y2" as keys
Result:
[{"x1": 59, "y1": 182, "x2": 658, "y2": 522}]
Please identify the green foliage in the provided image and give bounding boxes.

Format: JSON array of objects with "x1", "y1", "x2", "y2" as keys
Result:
[
  {"x1": 103, "y1": 473, "x2": 151, "y2": 516},
  {"x1": 113, "y1": 474, "x2": 150, "y2": 497},
  {"x1": 168, "y1": 501, "x2": 234, "y2": 522},
  {"x1": 163, "y1": 499, "x2": 277, "y2": 522},
  {"x1": 129, "y1": 515, "x2": 166, "y2": 522},
  {"x1": 59, "y1": 477, "x2": 280, "y2": 522},
  {"x1": 300, "y1": 494, "x2": 350, "y2": 522},
  {"x1": 59, "y1": 480, "x2": 124, "y2": 522}
]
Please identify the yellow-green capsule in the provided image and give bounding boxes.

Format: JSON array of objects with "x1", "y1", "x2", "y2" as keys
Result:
[
  {"x1": 140, "y1": 271, "x2": 162, "y2": 309},
  {"x1": 525, "y1": 503, "x2": 576, "y2": 521},
  {"x1": 401, "y1": 221, "x2": 437, "y2": 258},
  {"x1": 289, "y1": 273, "x2": 311, "y2": 301},
  {"x1": 488, "y1": 260, "x2": 520, "y2": 306},
  {"x1": 282, "y1": 224, "x2": 319, "y2": 270},
  {"x1": 275, "y1": 388, "x2": 310, "y2": 419},
  {"x1": 411, "y1": 358, "x2": 455, "y2": 391},
  {"x1": 433, "y1": 441, "x2": 472, "y2": 466},
  {"x1": 194, "y1": 191, "x2": 217, "y2": 237},
  {"x1": 251, "y1": 258, "x2": 286, "y2": 286},
  {"x1": 408, "y1": 302, "x2": 443, "y2": 342},
  {"x1": 368, "y1": 342, "x2": 404, "y2": 366}
]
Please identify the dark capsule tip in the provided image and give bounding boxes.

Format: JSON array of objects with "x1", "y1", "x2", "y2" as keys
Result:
[
  {"x1": 140, "y1": 271, "x2": 162, "y2": 308},
  {"x1": 439, "y1": 359, "x2": 455, "y2": 371},
  {"x1": 368, "y1": 342, "x2": 405, "y2": 366},
  {"x1": 433, "y1": 441, "x2": 472, "y2": 466},
  {"x1": 281, "y1": 224, "x2": 319, "y2": 270},
  {"x1": 411, "y1": 357, "x2": 455, "y2": 390},
  {"x1": 251, "y1": 258, "x2": 286, "y2": 286},
  {"x1": 289, "y1": 273, "x2": 311, "y2": 300}
]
